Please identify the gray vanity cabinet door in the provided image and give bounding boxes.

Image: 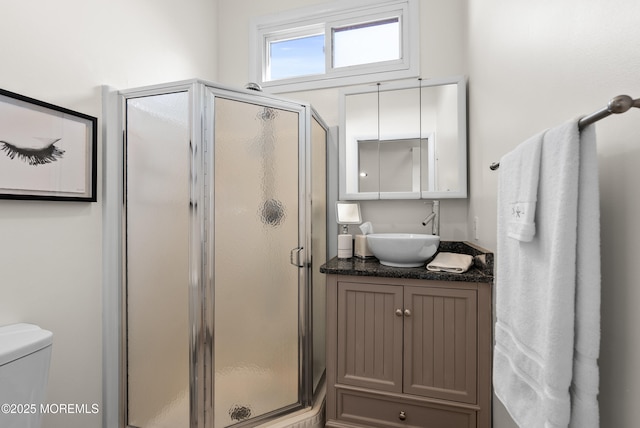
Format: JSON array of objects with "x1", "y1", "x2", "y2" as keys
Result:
[
  {"x1": 403, "y1": 286, "x2": 478, "y2": 404},
  {"x1": 337, "y1": 281, "x2": 404, "y2": 393}
]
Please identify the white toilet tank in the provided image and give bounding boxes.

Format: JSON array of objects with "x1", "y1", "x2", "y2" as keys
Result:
[{"x1": 0, "y1": 323, "x2": 53, "y2": 428}]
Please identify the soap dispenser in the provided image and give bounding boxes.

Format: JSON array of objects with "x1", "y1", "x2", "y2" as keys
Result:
[
  {"x1": 336, "y1": 201, "x2": 362, "y2": 259},
  {"x1": 338, "y1": 225, "x2": 353, "y2": 259}
]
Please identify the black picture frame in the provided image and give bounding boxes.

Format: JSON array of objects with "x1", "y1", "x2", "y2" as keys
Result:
[{"x1": 0, "y1": 88, "x2": 97, "y2": 202}]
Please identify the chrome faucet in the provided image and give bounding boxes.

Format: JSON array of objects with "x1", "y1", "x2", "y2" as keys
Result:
[{"x1": 422, "y1": 200, "x2": 440, "y2": 235}]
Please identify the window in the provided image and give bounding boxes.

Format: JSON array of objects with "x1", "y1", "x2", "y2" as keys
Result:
[{"x1": 251, "y1": 0, "x2": 419, "y2": 92}]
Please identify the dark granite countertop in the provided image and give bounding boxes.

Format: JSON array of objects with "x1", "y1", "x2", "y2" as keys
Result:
[{"x1": 320, "y1": 241, "x2": 494, "y2": 283}]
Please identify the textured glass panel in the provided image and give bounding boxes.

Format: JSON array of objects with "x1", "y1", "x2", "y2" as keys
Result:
[
  {"x1": 311, "y1": 117, "x2": 327, "y2": 393},
  {"x1": 126, "y1": 92, "x2": 190, "y2": 427},
  {"x1": 213, "y1": 97, "x2": 300, "y2": 427}
]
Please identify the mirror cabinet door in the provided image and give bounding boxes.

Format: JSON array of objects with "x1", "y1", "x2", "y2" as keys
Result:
[
  {"x1": 420, "y1": 83, "x2": 464, "y2": 197},
  {"x1": 379, "y1": 86, "x2": 421, "y2": 198},
  {"x1": 340, "y1": 76, "x2": 467, "y2": 200},
  {"x1": 343, "y1": 90, "x2": 379, "y2": 199}
]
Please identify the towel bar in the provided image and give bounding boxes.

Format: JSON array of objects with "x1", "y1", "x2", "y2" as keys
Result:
[{"x1": 489, "y1": 95, "x2": 640, "y2": 170}]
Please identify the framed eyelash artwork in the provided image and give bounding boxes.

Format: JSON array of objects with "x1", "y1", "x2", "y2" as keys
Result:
[{"x1": 0, "y1": 88, "x2": 97, "y2": 202}]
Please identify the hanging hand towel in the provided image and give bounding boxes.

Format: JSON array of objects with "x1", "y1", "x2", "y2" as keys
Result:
[
  {"x1": 569, "y1": 123, "x2": 601, "y2": 428},
  {"x1": 499, "y1": 131, "x2": 543, "y2": 242},
  {"x1": 493, "y1": 119, "x2": 601, "y2": 428},
  {"x1": 426, "y1": 252, "x2": 473, "y2": 273}
]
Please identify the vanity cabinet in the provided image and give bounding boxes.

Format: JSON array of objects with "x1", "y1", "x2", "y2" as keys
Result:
[{"x1": 325, "y1": 274, "x2": 491, "y2": 428}]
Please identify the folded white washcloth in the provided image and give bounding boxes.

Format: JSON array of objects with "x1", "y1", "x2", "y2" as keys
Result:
[
  {"x1": 499, "y1": 131, "x2": 543, "y2": 242},
  {"x1": 426, "y1": 252, "x2": 474, "y2": 273}
]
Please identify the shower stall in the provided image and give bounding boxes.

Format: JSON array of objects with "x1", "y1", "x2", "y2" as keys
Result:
[{"x1": 120, "y1": 80, "x2": 328, "y2": 428}]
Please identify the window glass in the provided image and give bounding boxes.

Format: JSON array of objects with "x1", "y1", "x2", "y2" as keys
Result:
[
  {"x1": 333, "y1": 18, "x2": 400, "y2": 68},
  {"x1": 269, "y1": 34, "x2": 325, "y2": 81}
]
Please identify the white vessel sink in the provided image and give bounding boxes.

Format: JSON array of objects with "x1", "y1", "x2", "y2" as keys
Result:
[{"x1": 366, "y1": 233, "x2": 440, "y2": 268}]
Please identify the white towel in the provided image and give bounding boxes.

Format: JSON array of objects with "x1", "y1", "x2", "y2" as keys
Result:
[
  {"x1": 426, "y1": 252, "x2": 473, "y2": 273},
  {"x1": 570, "y1": 123, "x2": 601, "y2": 428},
  {"x1": 499, "y1": 132, "x2": 543, "y2": 242},
  {"x1": 494, "y1": 119, "x2": 601, "y2": 428}
]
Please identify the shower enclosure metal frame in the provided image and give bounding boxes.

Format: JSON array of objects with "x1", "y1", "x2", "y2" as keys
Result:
[{"x1": 104, "y1": 79, "x2": 328, "y2": 428}]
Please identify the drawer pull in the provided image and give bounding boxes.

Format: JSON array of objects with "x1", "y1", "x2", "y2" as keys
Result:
[{"x1": 398, "y1": 410, "x2": 407, "y2": 421}]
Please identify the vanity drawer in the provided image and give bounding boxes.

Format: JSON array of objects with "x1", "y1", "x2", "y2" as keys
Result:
[{"x1": 336, "y1": 389, "x2": 476, "y2": 428}]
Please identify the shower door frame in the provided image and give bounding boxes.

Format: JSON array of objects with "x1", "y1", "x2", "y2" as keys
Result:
[
  {"x1": 119, "y1": 80, "x2": 204, "y2": 428},
  {"x1": 106, "y1": 79, "x2": 325, "y2": 428},
  {"x1": 203, "y1": 85, "x2": 314, "y2": 427}
]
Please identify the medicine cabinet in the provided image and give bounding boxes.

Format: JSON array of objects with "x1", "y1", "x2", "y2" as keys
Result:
[{"x1": 339, "y1": 76, "x2": 467, "y2": 200}]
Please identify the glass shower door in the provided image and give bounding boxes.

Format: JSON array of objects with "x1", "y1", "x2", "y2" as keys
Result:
[{"x1": 210, "y1": 94, "x2": 302, "y2": 427}]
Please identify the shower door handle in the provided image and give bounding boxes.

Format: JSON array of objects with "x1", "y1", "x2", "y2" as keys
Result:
[{"x1": 290, "y1": 247, "x2": 304, "y2": 268}]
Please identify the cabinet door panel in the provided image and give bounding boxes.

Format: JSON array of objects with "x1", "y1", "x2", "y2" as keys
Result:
[
  {"x1": 404, "y1": 286, "x2": 477, "y2": 403},
  {"x1": 337, "y1": 281, "x2": 403, "y2": 392}
]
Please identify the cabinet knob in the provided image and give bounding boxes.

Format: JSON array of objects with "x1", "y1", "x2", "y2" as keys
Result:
[
  {"x1": 398, "y1": 410, "x2": 407, "y2": 421},
  {"x1": 404, "y1": 309, "x2": 412, "y2": 317},
  {"x1": 395, "y1": 309, "x2": 403, "y2": 317}
]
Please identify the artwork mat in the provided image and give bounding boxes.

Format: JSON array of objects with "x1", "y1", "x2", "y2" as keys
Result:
[{"x1": 0, "y1": 88, "x2": 97, "y2": 202}]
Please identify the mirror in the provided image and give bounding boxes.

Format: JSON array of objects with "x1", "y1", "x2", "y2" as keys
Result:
[
  {"x1": 335, "y1": 201, "x2": 362, "y2": 224},
  {"x1": 339, "y1": 76, "x2": 467, "y2": 200}
]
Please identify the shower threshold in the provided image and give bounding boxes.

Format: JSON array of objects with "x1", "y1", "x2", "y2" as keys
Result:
[{"x1": 256, "y1": 381, "x2": 326, "y2": 428}]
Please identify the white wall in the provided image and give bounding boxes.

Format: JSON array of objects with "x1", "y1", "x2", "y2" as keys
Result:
[
  {"x1": 217, "y1": 0, "x2": 469, "y2": 241},
  {"x1": 467, "y1": 0, "x2": 640, "y2": 426},
  {"x1": 4, "y1": 1, "x2": 637, "y2": 427},
  {"x1": 0, "y1": 2, "x2": 217, "y2": 428}
]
